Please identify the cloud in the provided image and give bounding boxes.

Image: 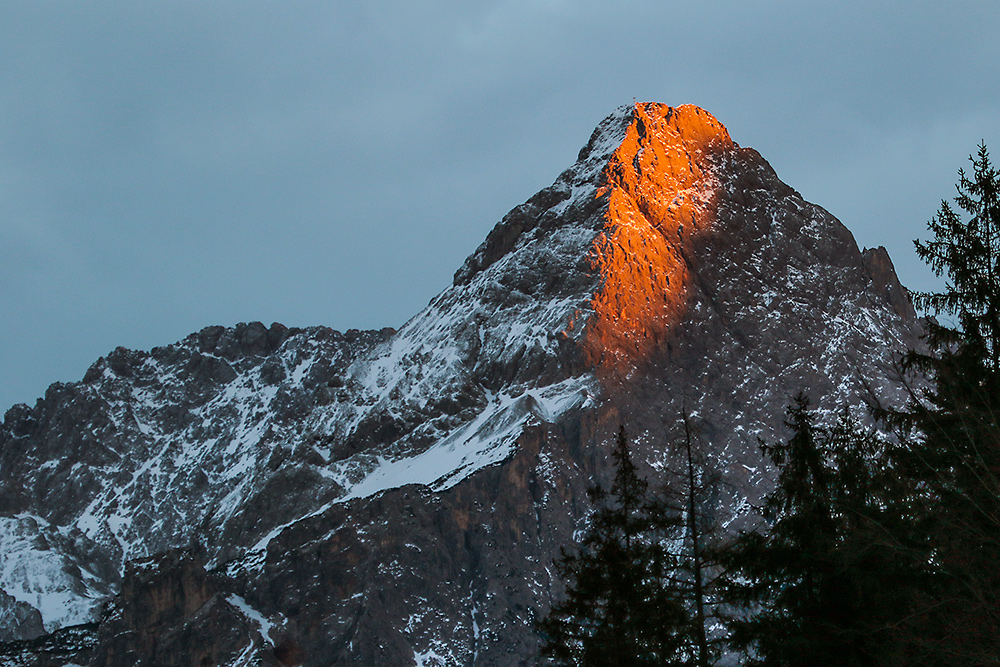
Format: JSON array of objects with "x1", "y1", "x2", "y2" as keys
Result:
[{"x1": 1, "y1": 1, "x2": 999, "y2": 409}]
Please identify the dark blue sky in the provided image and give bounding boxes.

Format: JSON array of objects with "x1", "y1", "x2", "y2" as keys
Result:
[{"x1": 3, "y1": 1, "x2": 999, "y2": 411}]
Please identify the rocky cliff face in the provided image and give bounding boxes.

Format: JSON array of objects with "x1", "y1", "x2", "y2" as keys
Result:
[{"x1": 0, "y1": 103, "x2": 922, "y2": 666}]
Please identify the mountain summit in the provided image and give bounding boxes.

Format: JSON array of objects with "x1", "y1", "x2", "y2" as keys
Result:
[
  {"x1": 583, "y1": 104, "x2": 732, "y2": 372},
  {"x1": 0, "y1": 103, "x2": 921, "y2": 666},
  {"x1": 457, "y1": 103, "x2": 735, "y2": 376}
]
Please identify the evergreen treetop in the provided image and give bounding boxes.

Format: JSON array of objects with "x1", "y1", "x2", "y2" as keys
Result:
[
  {"x1": 723, "y1": 396, "x2": 928, "y2": 667},
  {"x1": 889, "y1": 142, "x2": 1000, "y2": 665},
  {"x1": 912, "y1": 142, "x2": 1000, "y2": 369},
  {"x1": 538, "y1": 426, "x2": 689, "y2": 667}
]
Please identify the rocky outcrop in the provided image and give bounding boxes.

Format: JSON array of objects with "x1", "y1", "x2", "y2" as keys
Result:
[
  {"x1": 0, "y1": 589, "x2": 45, "y2": 641},
  {"x1": 0, "y1": 622, "x2": 98, "y2": 667},
  {"x1": 0, "y1": 103, "x2": 922, "y2": 665},
  {"x1": 0, "y1": 323, "x2": 395, "y2": 640},
  {"x1": 88, "y1": 548, "x2": 291, "y2": 667}
]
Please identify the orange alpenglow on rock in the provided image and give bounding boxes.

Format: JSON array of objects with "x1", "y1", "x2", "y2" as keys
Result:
[{"x1": 583, "y1": 102, "x2": 734, "y2": 377}]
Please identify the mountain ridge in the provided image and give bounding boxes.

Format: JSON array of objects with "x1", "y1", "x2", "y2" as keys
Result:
[{"x1": 0, "y1": 102, "x2": 923, "y2": 666}]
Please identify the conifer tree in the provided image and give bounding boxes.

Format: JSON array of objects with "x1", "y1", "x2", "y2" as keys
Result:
[
  {"x1": 722, "y1": 396, "x2": 925, "y2": 667},
  {"x1": 680, "y1": 416, "x2": 710, "y2": 667},
  {"x1": 912, "y1": 142, "x2": 1000, "y2": 369},
  {"x1": 658, "y1": 414, "x2": 729, "y2": 667},
  {"x1": 887, "y1": 143, "x2": 1000, "y2": 664},
  {"x1": 538, "y1": 426, "x2": 688, "y2": 667}
]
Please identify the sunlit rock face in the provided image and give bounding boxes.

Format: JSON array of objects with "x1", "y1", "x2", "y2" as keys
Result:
[
  {"x1": 0, "y1": 103, "x2": 922, "y2": 666},
  {"x1": 585, "y1": 104, "x2": 732, "y2": 376}
]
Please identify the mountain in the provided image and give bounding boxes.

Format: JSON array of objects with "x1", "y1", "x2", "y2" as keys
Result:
[{"x1": 0, "y1": 103, "x2": 922, "y2": 666}]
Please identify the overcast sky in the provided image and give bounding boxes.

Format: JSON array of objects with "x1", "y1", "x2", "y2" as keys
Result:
[{"x1": 2, "y1": 1, "x2": 999, "y2": 412}]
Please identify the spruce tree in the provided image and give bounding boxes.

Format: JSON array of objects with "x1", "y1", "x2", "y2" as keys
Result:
[
  {"x1": 723, "y1": 396, "x2": 924, "y2": 667},
  {"x1": 912, "y1": 142, "x2": 1000, "y2": 370},
  {"x1": 887, "y1": 143, "x2": 1000, "y2": 664},
  {"x1": 724, "y1": 394, "x2": 835, "y2": 666},
  {"x1": 538, "y1": 426, "x2": 688, "y2": 666}
]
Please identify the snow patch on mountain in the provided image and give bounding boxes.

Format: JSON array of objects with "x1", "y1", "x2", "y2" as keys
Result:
[
  {"x1": 337, "y1": 374, "x2": 596, "y2": 501},
  {"x1": 0, "y1": 515, "x2": 105, "y2": 631},
  {"x1": 227, "y1": 594, "x2": 278, "y2": 647}
]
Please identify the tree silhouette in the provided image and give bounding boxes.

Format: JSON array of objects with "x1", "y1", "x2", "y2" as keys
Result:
[
  {"x1": 723, "y1": 396, "x2": 926, "y2": 667},
  {"x1": 538, "y1": 426, "x2": 688, "y2": 666},
  {"x1": 887, "y1": 142, "x2": 1000, "y2": 664}
]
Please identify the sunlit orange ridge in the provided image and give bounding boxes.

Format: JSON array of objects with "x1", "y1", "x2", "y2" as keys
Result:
[{"x1": 581, "y1": 103, "x2": 733, "y2": 379}]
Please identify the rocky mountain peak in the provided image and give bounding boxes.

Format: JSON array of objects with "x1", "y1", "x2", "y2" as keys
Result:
[
  {"x1": 0, "y1": 102, "x2": 925, "y2": 667},
  {"x1": 584, "y1": 103, "x2": 734, "y2": 376}
]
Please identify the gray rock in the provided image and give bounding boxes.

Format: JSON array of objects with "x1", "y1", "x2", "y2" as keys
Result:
[{"x1": 0, "y1": 589, "x2": 45, "y2": 641}]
